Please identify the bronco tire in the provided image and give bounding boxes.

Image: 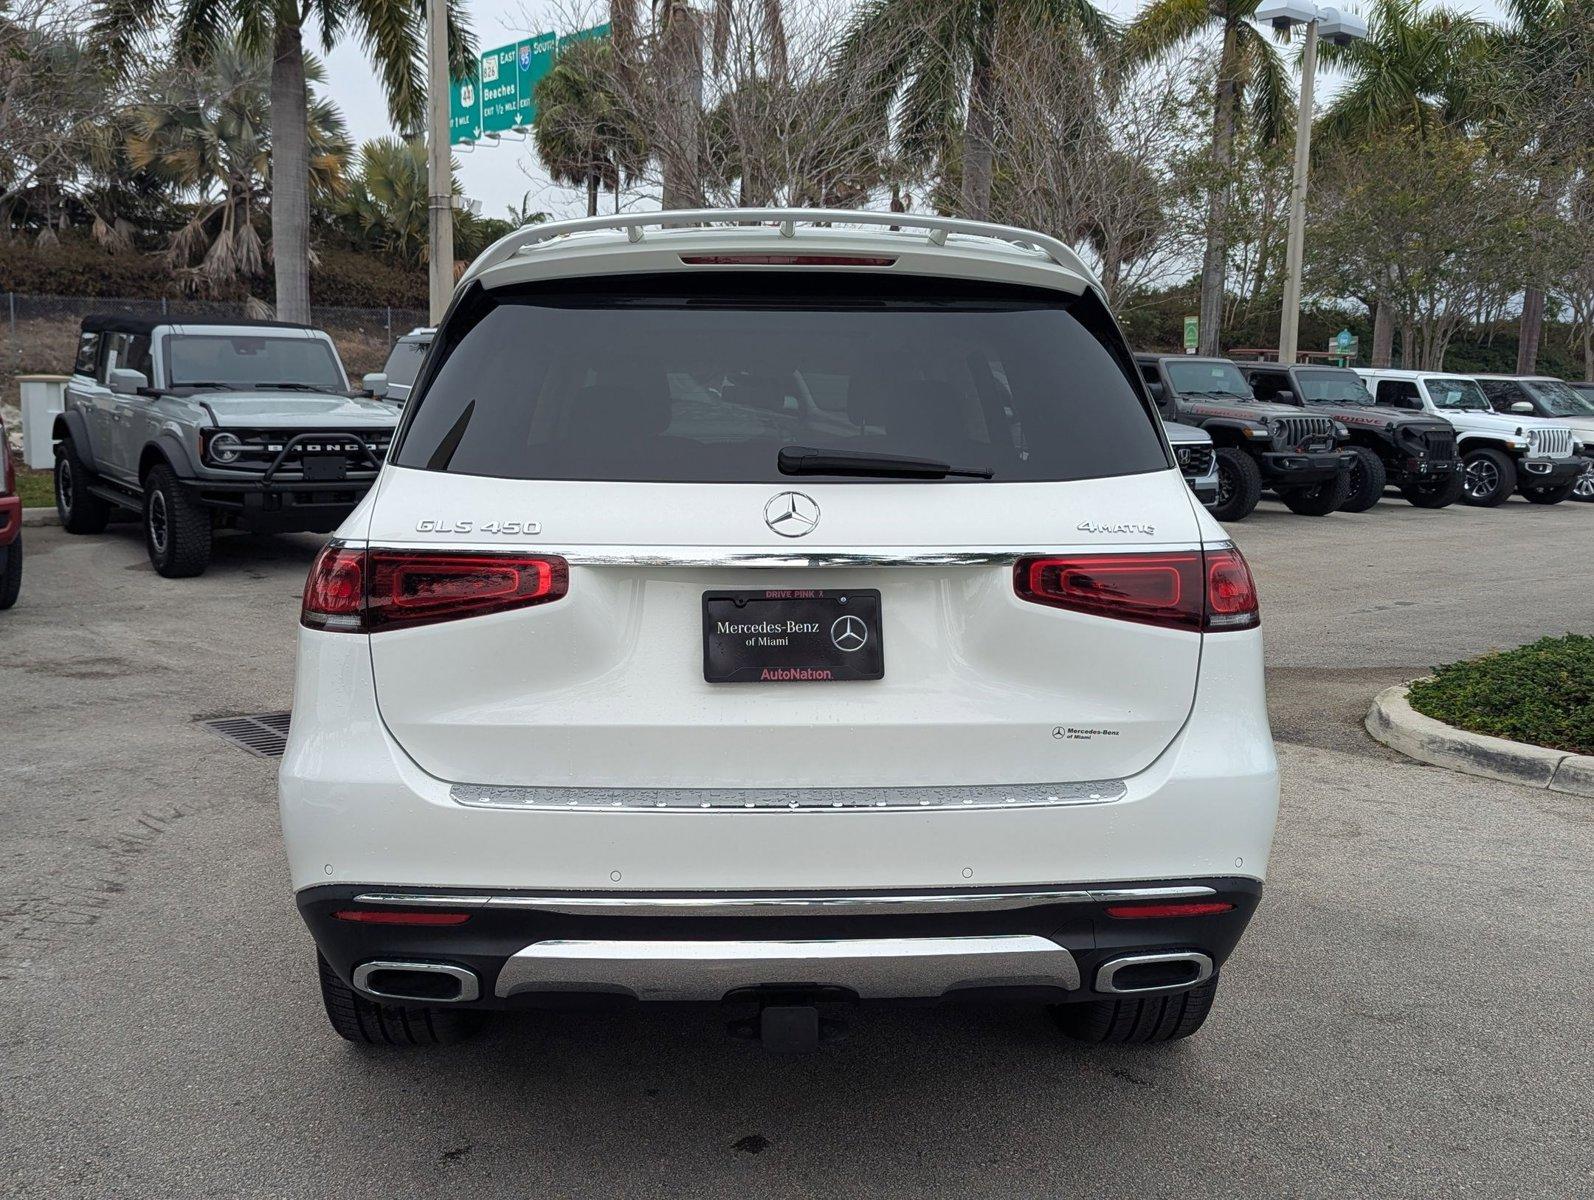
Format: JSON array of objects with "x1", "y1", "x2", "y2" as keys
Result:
[
  {"x1": 1339, "y1": 446, "x2": 1386, "y2": 512},
  {"x1": 1051, "y1": 974, "x2": 1219, "y2": 1044},
  {"x1": 54, "y1": 437, "x2": 111, "y2": 534},
  {"x1": 1461, "y1": 448, "x2": 1516, "y2": 507},
  {"x1": 1520, "y1": 480, "x2": 1575, "y2": 505},
  {"x1": 1278, "y1": 472, "x2": 1351, "y2": 516},
  {"x1": 1400, "y1": 471, "x2": 1465, "y2": 508},
  {"x1": 142, "y1": 464, "x2": 212, "y2": 578},
  {"x1": 1211, "y1": 448, "x2": 1262, "y2": 522},
  {"x1": 317, "y1": 955, "x2": 481, "y2": 1046}
]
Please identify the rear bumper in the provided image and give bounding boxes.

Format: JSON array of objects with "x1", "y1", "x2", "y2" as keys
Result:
[
  {"x1": 301, "y1": 877, "x2": 1262, "y2": 1009},
  {"x1": 1257, "y1": 450, "x2": 1351, "y2": 484},
  {"x1": 0, "y1": 494, "x2": 19, "y2": 547}
]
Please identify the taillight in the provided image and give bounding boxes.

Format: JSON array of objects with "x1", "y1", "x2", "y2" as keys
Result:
[
  {"x1": 1014, "y1": 548, "x2": 1259, "y2": 632},
  {"x1": 301, "y1": 544, "x2": 569, "y2": 632}
]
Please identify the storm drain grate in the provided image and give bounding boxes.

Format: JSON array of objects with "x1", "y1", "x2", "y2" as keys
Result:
[{"x1": 198, "y1": 712, "x2": 292, "y2": 759}]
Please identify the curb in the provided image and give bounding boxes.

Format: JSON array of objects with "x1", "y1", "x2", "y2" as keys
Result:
[
  {"x1": 21, "y1": 507, "x2": 59, "y2": 528},
  {"x1": 1366, "y1": 683, "x2": 1594, "y2": 798}
]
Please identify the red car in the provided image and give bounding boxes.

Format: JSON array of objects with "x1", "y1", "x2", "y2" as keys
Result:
[{"x1": 1, "y1": 416, "x2": 22, "y2": 609}]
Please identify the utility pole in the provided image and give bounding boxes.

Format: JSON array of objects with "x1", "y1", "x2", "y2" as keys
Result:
[
  {"x1": 1277, "y1": 16, "x2": 1317, "y2": 365},
  {"x1": 426, "y1": 0, "x2": 454, "y2": 325}
]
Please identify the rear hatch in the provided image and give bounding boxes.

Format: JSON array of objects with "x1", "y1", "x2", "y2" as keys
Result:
[{"x1": 364, "y1": 273, "x2": 1210, "y2": 790}]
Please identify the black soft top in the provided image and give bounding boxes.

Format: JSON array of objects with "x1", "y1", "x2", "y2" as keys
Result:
[{"x1": 80, "y1": 314, "x2": 313, "y2": 336}]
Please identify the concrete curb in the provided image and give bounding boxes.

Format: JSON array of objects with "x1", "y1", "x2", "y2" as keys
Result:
[
  {"x1": 21, "y1": 507, "x2": 59, "y2": 528},
  {"x1": 1366, "y1": 683, "x2": 1594, "y2": 798}
]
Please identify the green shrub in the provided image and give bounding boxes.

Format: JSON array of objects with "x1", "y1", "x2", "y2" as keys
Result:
[{"x1": 1407, "y1": 635, "x2": 1594, "y2": 755}]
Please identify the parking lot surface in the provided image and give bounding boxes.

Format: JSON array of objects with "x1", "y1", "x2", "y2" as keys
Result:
[{"x1": 3, "y1": 496, "x2": 1591, "y2": 1199}]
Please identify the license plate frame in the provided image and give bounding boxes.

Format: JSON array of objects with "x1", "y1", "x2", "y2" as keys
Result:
[{"x1": 702, "y1": 589, "x2": 883, "y2": 683}]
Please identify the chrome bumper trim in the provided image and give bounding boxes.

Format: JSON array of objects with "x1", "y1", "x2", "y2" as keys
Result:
[
  {"x1": 350, "y1": 884, "x2": 1217, "y2": 917},
  {"x1": 362, "y1": 541, "x2": 1208, "y2": 568},
  {"x1": 495, "y1": 934, "x2": 1081, "y2": 1001},
  {"x1": 450, "y1": 778, "x2": 1128, "y2": 812}
]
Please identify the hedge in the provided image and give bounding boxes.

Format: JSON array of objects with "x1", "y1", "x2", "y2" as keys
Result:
[{"x1": 1407, "y1": 635, "x2": 1594, "y2": 755}]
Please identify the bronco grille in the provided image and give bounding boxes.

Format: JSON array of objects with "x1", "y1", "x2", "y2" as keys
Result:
[
  {"x1": 1175, "y1": 445, "x2": 1215, "y2": 476},
  {"x1": 1275, "y1": 415, "x2": 1336, "y2": 452},
  {"x1": 211, "y1": 429, "x2": 391, "y2": 474},
  {"x1": 1528, "y1": 427, "x2": 1573, "y2": 458}
]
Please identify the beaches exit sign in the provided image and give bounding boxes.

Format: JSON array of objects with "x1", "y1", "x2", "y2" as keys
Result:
[{"x1": 450, "y1": 23, "x2": 609, "y2": 145}]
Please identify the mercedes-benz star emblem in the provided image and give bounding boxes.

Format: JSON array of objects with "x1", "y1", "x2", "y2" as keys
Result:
[
  {"x1": 764, "y1": 491, "x2": 821, "y2": 538},
  {"x1": 830, "y1": 614, "x2": 868, "y2": 652}
]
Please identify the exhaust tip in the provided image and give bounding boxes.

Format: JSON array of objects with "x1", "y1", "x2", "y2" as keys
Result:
[
  {"x1": 352, "y1": 960, "x2": 480, "y2": 1004},
  {"x1": 1095, "y1": 951, "x2": 1214, "y2": 995}
]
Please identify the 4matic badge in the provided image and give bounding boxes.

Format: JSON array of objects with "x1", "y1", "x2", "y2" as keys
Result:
[{"x1": 1076, "y1": 520, "x2": 1156, "y2": 536}]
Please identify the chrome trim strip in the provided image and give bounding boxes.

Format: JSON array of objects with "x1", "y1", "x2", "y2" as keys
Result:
[
  {"x1": 362, "y1": 542, "x2": 1209, "y2": 568},
  {"x1": 450, "y1": 778, "x2": 1129, "y2": 813},
  {"x1": 350, "y1": 885, "x2": 1216, "y2": 917},
  {"x1": 352, "y1": 960, "x2": 481, "y2": 1003},
  {"x1": 1094, "y1": 951, "x2": 1214, "y2": 995},
  {"x1": 495, "y1": 934, "x2": 1080, "y2": 1001}
]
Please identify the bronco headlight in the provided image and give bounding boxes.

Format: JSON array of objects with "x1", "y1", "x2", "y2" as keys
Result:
[{"x1": 207, "y1": 431, "x2": 243, "y2": 464}]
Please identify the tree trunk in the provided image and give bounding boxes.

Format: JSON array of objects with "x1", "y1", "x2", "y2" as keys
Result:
[
  {"x1": 587, "y1": 171, "x2": 599, "y2": 217},
  {"x1": 269, "y1": 20, "x2": 311, "y2": 324},
  {"x1": 1198, "y1": 20, "x2": 1241, "y2": 357},
  {"x1": 960, "y1": 4, "x2": 997, "y2": 221},
  {"x1": 1371, "y1": 296, "x2": 1394, "y2": 367},
  {"x1": 659, "y1": 6, "x2": 704, "y2": 211},
  {"x1": 1516, "y1": 286, "x2": 1544, "y2": 374}
]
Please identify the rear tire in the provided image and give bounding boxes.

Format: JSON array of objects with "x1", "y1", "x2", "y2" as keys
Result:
[
  {"x1": 1520, "y1": 481, "x2": 1575, "y2": 505},
  {"x1": 317, "y1": 954, "x2": 482, "y2": 1046},
  {"x1": 0, "y1": 536, "x2": 20, "y2": 610},
  {"x1": 1278, "y1": 472, "x2": 1350, "y2": 516},
  {"x1": 1461, "y1": 448, "x2": 1516, "y2": 507},
  {"x1": 1339, "y1": 446, "x2": 1386, "y2": 512},
  {"x1": 54, "y1": 437, "x2": 111, "y2": 534},
  {"x1": 1051, "y1": 975, "x2": 1220, "y2": 1044},
  {"x1": 142, "y1": 464, "x2": 212, "y2": 578},
  {"x1": 1210, "y1": 448, "x2": 1262, "y2": 522},
  {"x1": 1400, "y1": 472, "x2": 1465, "y2": 508}
]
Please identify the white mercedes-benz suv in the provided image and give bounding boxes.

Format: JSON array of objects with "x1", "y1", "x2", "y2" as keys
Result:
[{"x1": 280, "y1": 210, "x2": 1278, "y2": 1052}]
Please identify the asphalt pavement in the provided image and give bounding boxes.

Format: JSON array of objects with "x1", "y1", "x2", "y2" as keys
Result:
[{"x1": 2, "y1": 494, "x2": 1590, "y2": 1199}]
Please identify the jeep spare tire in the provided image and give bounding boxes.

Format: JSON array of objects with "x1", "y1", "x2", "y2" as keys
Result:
[{"x1": 1210, "y1": 447, "x2": 1262, "y2": 522}]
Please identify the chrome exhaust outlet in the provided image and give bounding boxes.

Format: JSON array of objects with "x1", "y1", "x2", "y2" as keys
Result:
[
  {"x1": 352, "y1": 960, "x2": 480, "y2": 1004},
  {"x1": 1095, "y1": 951, "x2": 1213, "y2": 995}
]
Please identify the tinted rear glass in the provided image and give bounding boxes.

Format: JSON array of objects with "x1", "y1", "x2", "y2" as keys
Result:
[{"x1": 395, "y1": 277, "x2": 1166, "y2": 483}]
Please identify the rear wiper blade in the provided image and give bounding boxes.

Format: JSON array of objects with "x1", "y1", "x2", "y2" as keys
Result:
[{"x1": 778, "y1": 445, "x2": 994, "y2": 479}]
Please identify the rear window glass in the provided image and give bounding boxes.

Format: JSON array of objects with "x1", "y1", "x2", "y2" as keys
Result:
[
  {"x1": 395, "y1": 277, "x2": 1166, "y2": 483},
  {"x1": 384, "y1": 340, "x2": 429, "y2": 387}
]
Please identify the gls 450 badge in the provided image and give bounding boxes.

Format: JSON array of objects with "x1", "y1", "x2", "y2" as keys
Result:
[{"x1": 415, "y1": 519, "x2": 542, "y2": 535}]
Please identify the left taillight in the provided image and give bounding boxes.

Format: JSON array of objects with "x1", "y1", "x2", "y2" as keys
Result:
[
  {"x1": 301, "y1": 544, "x2": 569, "y2": 633},
  {"x1": 1014, "y1": 547, "x2": 1259, "y2": 632}
]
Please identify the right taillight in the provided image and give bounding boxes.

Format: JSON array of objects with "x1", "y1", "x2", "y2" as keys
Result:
[
  {"x1": 1015, "y1": 547, "x2": 1259, "y2": 632},
  {"x1": 301, "y1": 544, "x2": 569, "y2": 632}
]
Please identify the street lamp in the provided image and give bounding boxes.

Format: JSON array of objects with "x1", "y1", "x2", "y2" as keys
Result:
[{"x1": 1257, "y1": 1, "x2": 1367, "y2": 364}]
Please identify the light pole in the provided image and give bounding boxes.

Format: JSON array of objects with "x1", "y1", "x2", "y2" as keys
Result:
[
  {"x1": 426, "y1": 0, "x2": 455, "y2": 325},
  {"x1": 1258, "y1": 2, "x2": 1366, "y2": 364}
]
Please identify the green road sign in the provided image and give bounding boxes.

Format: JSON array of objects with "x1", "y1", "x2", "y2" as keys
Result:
[
  {"x1": 1331, "y1": 329, "x2": 1360, "y2": 359},
  {"x1": 1183, "y1": 316, "x2": 1199, "y2": 353},
  {"x1": 514, "y1": 34, "x2": 559, "y2": 127},
  {"x1": 449, "y1": 72, "x2": 480, "y2": 145},
  {"x1": 478, "y1": 42, "x2": 520, "y2": 135}
]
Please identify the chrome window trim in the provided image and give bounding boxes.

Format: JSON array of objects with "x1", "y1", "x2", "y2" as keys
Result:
[
  {"x1": 494, "y1": 933, "x2": 1081, "y2": 1001},
  {"x1": 450, "y1": 778, "x2": 1129, "y2": 812},
  {"x1": 360, "y1": 542, "x2": 1210, "y2": 568},
  {"x1": 350, "y1": 884, "x2": 1217, "y2": 917}
]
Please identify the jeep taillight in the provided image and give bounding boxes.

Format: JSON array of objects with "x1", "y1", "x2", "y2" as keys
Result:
[
  {"x1": 1014, "y1": 548, "x2": 1259, "y2": 632},
  {"x1": 301, "y1": 545, "x2": 569, "y2": 632}
]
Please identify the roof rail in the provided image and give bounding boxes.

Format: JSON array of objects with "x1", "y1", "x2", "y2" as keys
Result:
[{"x1": 460, "y1": 207, "x2": 1096, "y2": 288}]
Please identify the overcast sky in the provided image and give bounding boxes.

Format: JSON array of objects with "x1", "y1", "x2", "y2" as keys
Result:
[{"x1": 324, "y1": 0, "x2": 1513, "y2": 221}]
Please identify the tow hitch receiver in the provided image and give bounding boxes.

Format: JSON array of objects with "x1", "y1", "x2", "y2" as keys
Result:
[{"x1": 725, "y1": 987, "x2": 855, "y2": 1053}]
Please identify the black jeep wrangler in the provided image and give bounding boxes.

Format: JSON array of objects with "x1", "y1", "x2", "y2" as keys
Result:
[
  {"x1": 1241, "y1": 363, "x2": 1464, "y2": 510},
  {"x1": 1135, "y1": 354, "x2": 1354, "y2": 522}
]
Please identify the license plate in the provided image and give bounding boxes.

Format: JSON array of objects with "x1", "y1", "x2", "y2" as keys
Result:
[
  {"x1": 702, "y1": 590, "x2": 883, "y2": 683},
  {"x1": 302, "y1": 455, "x2": 347, "y2": 481}
]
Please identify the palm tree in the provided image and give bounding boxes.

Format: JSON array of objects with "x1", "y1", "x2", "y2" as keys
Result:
[
  {"x1": 93, "y1": 0, "x2": 472, "y2": 322},
  {"x1": 1315, "y1": 0, "x2": 1488, "y2": 365},
  {"x1": 334, "y1": 137, "x2": 433, "y2": 265},
  {"x1": 532, "y1": 38, "x2": 645, "y2": 216},
  {"x1": 837, "y1": 0, "x2": 1114, "y2": 222},
  {"x1": 1125, "y1": 1, "x2": 1290, "y2": 355},
  {"x1": 129, "y1": 43, "x2": 349, "y2": 295}
]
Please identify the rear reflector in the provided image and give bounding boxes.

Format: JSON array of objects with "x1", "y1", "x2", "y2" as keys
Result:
[
  {"x1": 1015, "y1": 548, "x2": 1259, "y2": 632},
  {"x1": 332, "y1": 909, "x2": 472, "y2": 926},
  {"x1": 678, "y1": 254, "x2": 897, "y2": 267},
  {"x1": 1105, "y1": 902, "x2": 1235, "y2": 919},
  {"x1": 302, "y1": 544, "x2": 569, "y2": 633}
]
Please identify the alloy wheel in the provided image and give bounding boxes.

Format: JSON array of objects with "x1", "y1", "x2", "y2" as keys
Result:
[
  {"x1": 148, "y1": 489, "x2": 169, "y2": 556},
  {"x1": 56, "y1": 459, "x2": 73, "y2": 515},
  {"x1": 1575, "y1": 464, "x2": 1594, "y2": 500},
  {"x1": 1464, "y1": 458, "x2": 1498, "y2": 500},
  {"x1": 1216, "y1": 463, "x2": 1235, "y2": 507}
]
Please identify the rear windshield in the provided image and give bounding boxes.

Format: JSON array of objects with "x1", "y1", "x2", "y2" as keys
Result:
[{"x1": 394, "y1": 277, "x2": 1167, "y2": 483}]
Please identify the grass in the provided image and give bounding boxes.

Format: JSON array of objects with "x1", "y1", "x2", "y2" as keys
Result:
[
  {"x1": 1407, "y1": 635, "x2": 1594, "y2": 755},
  {"x1": 15, "y1": 464, "x2": 53, "y2": 508}
]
